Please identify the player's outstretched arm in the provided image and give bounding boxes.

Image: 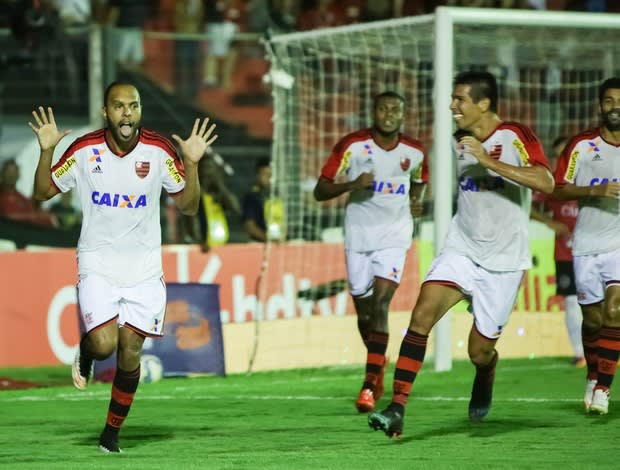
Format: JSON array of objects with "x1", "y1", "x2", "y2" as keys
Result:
[
  {"x1": 29, "y1": 106, "x2": 71, "y2": 201},
  {"x1": 171, "y1": 118, "x2": 218, "y2": 215},
  {"x1": 313, "y1": 173, "x2": 374, "y2": 201},
  {"x1": 552, "y1": 181, "x2": 620, "y2": 201}
]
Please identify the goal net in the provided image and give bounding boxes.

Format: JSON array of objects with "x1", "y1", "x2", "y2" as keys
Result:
[{"x1": 261, "y1": 7, "x2": 620, "y2": 370}]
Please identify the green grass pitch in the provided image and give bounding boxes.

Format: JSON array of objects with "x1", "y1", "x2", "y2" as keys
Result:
[{"x1": 0, "y1": 357, "x2": 616, "y2": 470}]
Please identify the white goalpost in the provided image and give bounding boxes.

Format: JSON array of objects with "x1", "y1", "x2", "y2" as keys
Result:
[{"x1": 264, "y1": 7, "x2": 620, "y2": 372}]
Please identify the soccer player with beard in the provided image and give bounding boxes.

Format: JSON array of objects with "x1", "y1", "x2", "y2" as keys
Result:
[
  {"x1": 552, "y1": 77, "x2": 620, "y2": 415},
  {"x1": 314, "y1": 91, "x2": 429, "y2": 413},
  {"x1": 29, "y1": 81, "x2": 217, "y2": 452},
  {"x1": 368, "y1": 71, "x2": 554, "y2": 438}
]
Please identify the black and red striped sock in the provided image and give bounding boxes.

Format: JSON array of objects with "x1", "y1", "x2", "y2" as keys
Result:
[
  {"x1": 391, "y1": 329, "x2": 428, "y2": 413},
  {"x1": 582, "y1": 326, "x2": 599, "y2": 381},
  {"x1": 362, "y1": 331, "x2": 388, "y2": 391},
  {"x1": 595, "y1": 326, "x2": 620, "y2": 391},
  {"x1": 101, "y1": 366, "x2": 141, "y2": 440}
]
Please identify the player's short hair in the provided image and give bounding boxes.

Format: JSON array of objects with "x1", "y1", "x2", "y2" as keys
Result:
[
  {"x1": 103, "y1": 81, "x2": 140, "y2": 107},
  {"x1": 373, "y1": 91, "x2": 405, "y2": 108},
  {"x1": 598, "y1": 77, "x2": 620, "y2": 104},
  {"x1": 256, "y1": 156, "x2": 271, "y2": 170},
  {"x1": 454, "y1": 70, "x2": 498, "y2": 113}
]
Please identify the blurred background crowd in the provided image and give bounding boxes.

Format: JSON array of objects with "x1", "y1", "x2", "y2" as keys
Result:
[{"x1": 0, "y1": 0, "x2": 617, "y2": 251}]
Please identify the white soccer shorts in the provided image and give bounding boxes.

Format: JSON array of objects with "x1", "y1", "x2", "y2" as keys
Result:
[
  {"x1": 424, "y1": 252, "x2": 524, "y2": 339},
  {"x1": 77, "y1": 274, "x2": 167, "y2": 337},
  {"x1": 574, "y1": 246, "x2": 620, "y2": 305},
  {"x1": 345, "y1": 247, "x2": 408, "y2": 297}
]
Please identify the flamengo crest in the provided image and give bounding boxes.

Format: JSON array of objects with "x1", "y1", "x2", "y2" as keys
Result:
[
  {"x1": 400, "y1": 157, "x2": 411, "y2": 171},
  {"x1": 135, "y1": 161, "x2": 150, "y2": 178}
]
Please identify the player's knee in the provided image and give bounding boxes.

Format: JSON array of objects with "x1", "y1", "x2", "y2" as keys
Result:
[
  {"x1": 603, "y1": 300, "x2": 620, "y2": 324},
  {"x1": 468, "y1": 347, "x2": 494, "y2": 367},
  {"x1": 582, "y1": 312, "x2": 602, "y2": 332},
  {"x1": 408, "y1": 305, "x2": 434, "y2": 334},
  {"x1": 88, "y1": 335, "x2": 117, "y2": 360}
]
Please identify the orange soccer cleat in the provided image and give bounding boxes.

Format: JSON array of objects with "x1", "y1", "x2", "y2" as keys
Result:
[{"x1": 355, "y1": 388, "x2": 375, "y2": 413}]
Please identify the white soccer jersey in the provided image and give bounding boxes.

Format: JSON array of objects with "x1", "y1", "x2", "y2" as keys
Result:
[
  {"x1": 320, "y1": 129, "x2": 428, "y2": 252},
  {"x1": 554, "y1": 128, "x2": 620, "y2": 256},
  {"x1": 443, "y1": 122, "x2": 549, "y2": 271},
  {"x1": 51, "y1": 128, "x2": 186, "y2": 286}
]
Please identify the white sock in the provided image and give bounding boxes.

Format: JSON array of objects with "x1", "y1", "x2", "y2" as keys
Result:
[{"x1": 564, "y1": 295, "x2": 584, "y2": 358}]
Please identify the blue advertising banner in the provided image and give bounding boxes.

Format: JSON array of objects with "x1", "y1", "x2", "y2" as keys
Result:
[{"x1": 94, "y1": 283, "x2": 225, "y2": 381}]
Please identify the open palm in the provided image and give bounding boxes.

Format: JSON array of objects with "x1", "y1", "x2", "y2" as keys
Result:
[
  {"x1": 28, "y1": 106, "x2": 71, "y2": 151},
  {"x1": 172, "y1": 118, "x2": 218, "y2": 165}
]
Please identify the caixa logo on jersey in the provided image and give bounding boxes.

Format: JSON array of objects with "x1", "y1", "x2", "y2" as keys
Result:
[
  {"x1": 459, "y1": 175, "x2": 505, "y2": 192},
  {"x1": 91, "y1": 191, "x2": 147, "y2": 208},
  {"x1": 589, "y1": 177, "x2": 619, "y2": 185},
  {"x1": 370, "y1": 180, "x2": 407, "y2": 194}
]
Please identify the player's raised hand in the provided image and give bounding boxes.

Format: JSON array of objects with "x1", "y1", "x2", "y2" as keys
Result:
[
  {"x1": 28, "y1": 106, "x2": 71, "y2": 151},
  {"x1": 172, "y1": 118, "x2": 218, "y2": 165},
  {"x1": 459, "y1": 136, "x2": 491, "y2": 165}
]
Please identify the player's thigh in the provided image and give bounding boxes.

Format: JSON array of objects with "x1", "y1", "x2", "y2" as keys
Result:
[
  {"x1": 77, "y1": 274, "x2": 122, "y2": 333},
  {"x1": 471, "y1": 267, "x2": 524, "y2": 340},
  {"x1": 410, "y1": 284, "x2": 465, "y2": 333},
  {"x1": 118, "y1": 277, "x2": 167, "y2": 338},
  {"x1": 346, "y1": 250, "x2": 373, "y2": 297},
  {"x1": 574, "y1": 254, "x2": 605, "y2": 305},
  {"x1": 412, "y1": 253, "x2": 475, "y2": 331},
  {"x1": 599, "y1": 248, "x2": 620, "y2": 324}
]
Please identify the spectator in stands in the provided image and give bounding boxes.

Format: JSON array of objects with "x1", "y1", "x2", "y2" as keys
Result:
[
  {"x1": 52, "y1": 0, "x2": 90, "y2": 25},
  {"x1": 241, "y1": 157, "x2": 286, "y2": 242},
  {"x1": 173, "y1": 0, "x2": 204, "y2": 101},
  {"x1": 106, "y1": 0, "x2": 150, "y2": 69},
  {"x1": 0, "y1": 159, "x2": 57, "y2": 227},
  {"x1": 187, "y1": 153, "x2": 240, "y2": 251},
  {"x1": 49, "y1": 190, "x2": 81, "y2": 230},
  {"x1": 297, "y1": 0, "x2": 346, "y2": 30},
  {"x1": 203, "y1": 0, "x2": 242, "y2": 89},
  {"x1": 261, "y1": 0, "x2": 300, "y2": 33}
]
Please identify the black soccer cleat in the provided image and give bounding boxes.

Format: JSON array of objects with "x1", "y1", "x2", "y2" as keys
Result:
[
  {"x1": 468, "y1": 372, "x2": 495, "y2": 422},
  {"x1": 368, "y1": 406, "x2": 404, "y2": 438},
  {"x1": 99, "y1": 435, "x2": 122, "y2": 453},
  {"x1": 99, "y1": 428, "x2": 122, "y2": 453}
]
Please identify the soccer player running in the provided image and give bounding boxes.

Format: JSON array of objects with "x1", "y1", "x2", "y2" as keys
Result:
[
  {"x1": 368, "y1": 71, "x2": 554, "y2": 438},
  {"x1": 313, "y1": 91, "x2": 429, "y2": 413},
  {"x1": 29, "y1": 81, "x2": 217, "y2": 452},
  {"x1": 552, "y1": 77, "x2": 620, "y2": 415},
  {"x1": 530, "y1": 136, "x2": 585, "y2": 368}
]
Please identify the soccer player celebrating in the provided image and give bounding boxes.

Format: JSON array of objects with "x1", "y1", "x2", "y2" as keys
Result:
[
  {"x1": 29, "y1": 82, "x2": 217, "y2": 452},
  {"x1": 368, "y1": 71, "x2": 554, "y2": 438},
  {"x1": 552, "y1": 77, "x2": 620, "y2": 415},
  {"x1": 313, "y1": 91, "x2": 428, "y2": 413}
]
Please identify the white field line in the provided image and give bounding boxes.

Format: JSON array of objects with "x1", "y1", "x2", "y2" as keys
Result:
[{"x1": 0, "y1": 392, "x2": 581, "y2": 403}]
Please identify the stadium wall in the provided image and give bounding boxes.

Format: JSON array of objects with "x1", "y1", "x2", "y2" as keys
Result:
[{"x1": 0, "y1": 228, "x2": 572, "y2": 373}]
